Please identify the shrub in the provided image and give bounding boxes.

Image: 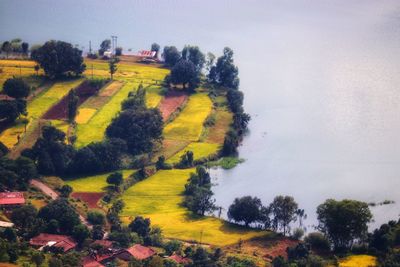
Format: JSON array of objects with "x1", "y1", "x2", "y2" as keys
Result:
[
  {"x1": 87, "y1": 211, "x2": 105, "y2": 225},
  {"x1": 304, "y1": 232, "x2": 331, "y2": 252},
  {"x1": 292, "y1": 228, "x2": 305, "y2": 240}
]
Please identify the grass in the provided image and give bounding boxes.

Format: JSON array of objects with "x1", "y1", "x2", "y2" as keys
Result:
[
  {"x1": 66, "y1": 169, "x2": 135, "y2": 192},
  {"x1": 166, "y1": 142, "x2": 220, "y2": 164},
  {"x1": 50, "y1": 120, "x2": 69, "y2": 135},
  {"x1": 207, "y1": 157, "x2": 245, "y2": 169},
  {"x1": 121, "y1": 169, "x2": 266, "y2": 246},
  {"x1": 146, "y1": 86, "x2": 163, "y2": 108},
  {"x1": 204, "y1": 108, "x2": 233, "y2": 144},
  {"x1": 75, "y1": 108, "x2": 97, "y2": 124},
  {"x1": 163, "y1": 93, "x2": 213, "y2": 141},
  {"x1": 0, "y1": 120, "x2": 26, "y2": 149},
  {"x1": 339, "y1": 255, "x2": 377, "y2": 267}
]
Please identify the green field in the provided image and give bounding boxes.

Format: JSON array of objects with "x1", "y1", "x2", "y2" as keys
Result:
[
  {"x1": 121, "y1": 169, "x2": 265, "y2": 246},
  {"x1": 163, "y1": 93, "x2": 212, "y2": 141},
  {"x1": 66, "y1": 169, "x2": 135, "y2": 192},
  {"x1": 146, "y1": 86, "x2": 163, "y2": 108},
  {"x1": 166, "y1": 142, "x2": 220, "y2": 164}
]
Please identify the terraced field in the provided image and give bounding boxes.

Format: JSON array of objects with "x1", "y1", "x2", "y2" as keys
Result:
[
  {"x1": 66, "y1": 169, "x2": 135, "y2": 192},
  {"x1": 121, "y1": 169, "x2": 265, "y2": 246},
  {"x1": 166, "y1": 142, "x2": 220, "y2": 164},
  {"x1": 339, "y1": 255, "x2": 377, "y2": 267},
  {"x1": 0, "y1": 60, "x2": 43, "y2": 89},
  {"x1": 163, "y1": 93, "x2": 212, "y2": 141}
]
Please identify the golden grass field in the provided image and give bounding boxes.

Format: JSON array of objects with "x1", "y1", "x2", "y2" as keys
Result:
[
  {"x1": 75, "y1": 108, "x2": 97, "y2": 124},
  {"x1": 66, "y1": 169, "x2": 135, "y2": 192},
  {"x1": 204, "y1": 109, "x2": 233, "y2": 144},
  {"x1": 121, "y1": 169, "x2": 266, "y2": 246},
  {"x1": 146, "y1": 86, "x2": 163, "y2": 108},
  {"x1": 163, "y1": 93, "x2": 213, "y2": 141},
  {"x1": 339, "y1": 255, "x2": 377, "y2": 267},
  {"x1": 166, "y1": 142, "x2": 220, "y2": 164}
]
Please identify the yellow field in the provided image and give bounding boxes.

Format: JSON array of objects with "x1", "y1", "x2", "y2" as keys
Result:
[
  {"x1": 146, "y1": 86, "x2": 163, "y2": 108},
  {"x1": 121, "y1": 169, "x2": 265, "y2": 246},
  {"x1": 166, "y1": 142, "x2": 220, "y2": 164},
  {"x1": 163, "y1": 93, "x2": 212, "y2": 141},
  {"x1": 51, "y1": 120, "x2": 69, "y2": 135},
  {"x1": 339, "y1": 255, "x2": 377, "y2": 267},
  {"x1": 0, "y1": 59, "x2": 37, "y2": 67},
  {"x1": 0, "y1": 120, "x2": 26, "y2": 149},
  {"x1": 204, "y1": 109, "x2": 233, "y2": 144},
  {"x1": 66, "y1": 169, "x2": 135, "y2": 192},
  {"x1": 76, "y1": 108, "x2": 97, "y2": 124}
]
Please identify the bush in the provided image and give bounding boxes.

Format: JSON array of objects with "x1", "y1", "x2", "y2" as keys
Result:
[
  {"x1": 87, "y1": 211, "x2": 105, "y2": 225},
  {"x1": 292, "y1": 228, "x2": 305, "y2": 240},
  {"x1": 304, "y1": 232, "x2": 331, "y2": 252}
]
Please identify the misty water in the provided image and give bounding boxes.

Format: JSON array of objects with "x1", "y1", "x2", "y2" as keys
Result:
[{"x1": 1, "y1": 0, "x2": 400, "y2": 229}]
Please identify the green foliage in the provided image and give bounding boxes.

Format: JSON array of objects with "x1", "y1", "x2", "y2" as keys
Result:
[
  {"x1": 164, "y1": 240, "x2": 182, "y2": 256},
  {"x1": 208, "y1": 47, "x2": 239, "y2": 89},
  {"x1": 72, "y1": 224, "x2": 90, "y2": 244},
  {"x1": 317, "y1": 199, "x2": 372, "y2": 251},
  {"x1": 122, "y1": 83, "x2": 146, "y2": 110},
  {"x1": 60, "y1": 184, "x2": 73, "y2": 198},
  {"x1": 178, "y1": 150, "x2": 194, "y2": 168},
  {"x1": 228, "y1": 196, "x2": 263, "y2": 227},
  {"x1": 369, "y1": 220, "x2": 400, "y2": 253},
  {"x1": 109, "y1": 58, "x2": 118, "y2": 80},
  {"x1": 31, "y1": 40, "x2": 86, "y2": 78},
  {"x1": 67, "y1": 89, "x2": 79, "y2": 122},
  {"x1": 106, "y1": 107, "x2": 163, "y2": 155},
  {"x1": 11, "y1": 204, "x2": 43, "y2": 238},
  {"x1": 304, "y1": 232, "x2": 331, "y2": 252},
  {"x1": 31, "y1": 250, "x2": 45, "y2": 267},
  {"x1": 115, "y1": 47, "x2": 123, "y2": 56},
  {"x1": 129, "y1": 216, "x2": 151, "y2": 237},
  {"x1": 156, "y1": 156, "x2": 172, "y2": 170},
  {"x1": 0, "y1": 156, "x2": 37, "y2": 190},
  {"x1": 269, "y1": 195, "x2": 298, "y2": 236},
  {"x1": 162, "y1": 46, "x2": 181, "y2": 67},
  {"x1": 292, "y1": 228, "x2": 305, "y2": 240},
  {"x1": 182, "y1": 45, "x2": 205, "y2": 72},
  {"x1": 99, "y1": 39, "x2": 111, "y2": 56},
  {"x1": 106, "y1": 172, "x2": 123, "y2": 187},
  {"x1": 108, "y1": 226, "x2": 140, "y2": 248},
  {"x1": 3, "y1": 77, "x2": 31, "y2": 99},
  {"x1": 87, "y1": 210, "x2": 106, "y2": 225},
  {"x1": 168, "y1": 59, "x2": 199, "y2": 90},
  {"x1": 222, "y1": 130, "x2": 239, "y2": 156},
  {"x1": 0, "y1": 99, "x2": 27, "y2": 123},
  {"x1": 225, "y1": 256, "x2": 256, "y2": 267}
]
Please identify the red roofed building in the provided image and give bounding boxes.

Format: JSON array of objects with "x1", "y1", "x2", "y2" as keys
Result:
[
  {"x1": 30, "y1": 233, "x2": 77, "y2": 252},
  {"x1": 116, "y1": 244, "x2": 156, "y2": 261},
  {"x1": 168, "y1": 253, "x2": 192, "y2": 265},
  {"x1": 0, "y1": 192, "x2": 25, "y2": 206},
  {"x1": 137, "y1": 50, "x2": 156, "y2": 58},
  {"x1": 82, "y1": 256, "x2": 105, "y2": 267}
]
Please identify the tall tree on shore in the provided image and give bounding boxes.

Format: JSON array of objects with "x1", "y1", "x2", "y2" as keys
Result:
[
  {"x1": 162, "y1": 46, "x2": 181, "y2": 67},
  {"x1": 167, "y1": 59, "x2": 199, "y2": 90},
  {"x1": 109, "y1": 59, "x2": 118, "y2": 80},
  {"x1": 269, "y1": 195, "x2": 298, "y2": 236},
  {"x1": 209, "y1": 47, "x2": 239, "y2": 89},
  {"x1": 181, "y1": 45, "x2": 205, "y2": 72}
]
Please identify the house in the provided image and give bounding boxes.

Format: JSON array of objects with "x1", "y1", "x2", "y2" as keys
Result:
[
  {"x1": 0, "y1": 192, "x2": 25, "y2": 207},
  {"x1": 168, "y1": 253, "x2": 192, "y2": 265},
  {"x1": 0, "y1": 221, "x2": 14, "y2": 228},
  {"x1": 137, "y1": 50, "x2": 157, "y2": 63},
  {"x1": 115, "y1": 244, "x2": 156, "y2": 261},
  {"x1": 30, "y1": 233, "x2": 77, "y2": 252},
  {"x1": 82, "y1": 256, "x2": 105, "y2": 267}
]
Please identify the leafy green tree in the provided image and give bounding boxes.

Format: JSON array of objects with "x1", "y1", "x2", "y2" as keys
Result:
[
  {"x1": 179, "y1": 150, "x2": 194, "y2": 167},
  {"x1": 228, "y1": 196, "x2": 263, "y2": 227},
  {"x1": 222, "y1": 129, "x2": 239, "y2": 156},
  {"x1": 106, "y1": 172, "x2": 123, "y2": 188},
  {"x1": 182, "y1": 45, "x2": 205, "y2": 72},
  {"x1": 72, "y1": 224, "x2": 90, "y2": 245},
  {"x1": 1, "y1": 41, "x2": 12, "y2": 58},
  {"x1": 316, "y1": 199, "x2": 372, "y2": 251},
  {"x1": 21, "y1": 42, "x2": 29, "y2": 54},
  {"x1": 226, "y1": 89, "x2": 244, "y2": 113},
  {"x1": 168, "y1": 60, "x2": 199, "y2": 90},
  {"x1": 269, "y1": 195, "x2": 298, "y2": 236},
  {"x1": 122, "y1": 83, "x2": 146, "y2": 110},
  {"x1": 67, "y1": 89, "x2": 79, "y2": 122},
  {"x1": 31, "y1": 251, "x2": 45, "y2": 267},
  {"x1": 48, "y1": 257, "x2": 63, "y2": 267},
  {"x1": 60, "y1": 184, "x2": 72, "y2": 198},
  {"x1": 109, "y1": 58, "x2": 118, "y2": 80},
  {"x1": 129, "y1": 216, "x2": 151, "y2": 237},
  {"x1": 115, "y1": 47, "x2": 123, "y2": 56},
  {"x1": 151, "y1": 43, "x2": 160, "y2": 57},
  {"x1": 148, "y1": 256, "x2": 164, "y2": 267},
  {"x1": 209, "y1": 47, "x2": 239, "y2": 89},
  {"x1": 87, "y1": 210, "x2": 105, "y2": 225},
  {"x1": 11, "y1": 204, "x2": 43, "y2": 237},
  {"x1": 39, "y1": 198, "x2": 80, "y2": 234},
  {"x1": 164, "y1": 240, "x2": 182, "y2": 256},
  {"x1": 185, "y1": 186, "x2": 217, "y2": 216},
  {"x1": 0, "y1": 99, "x2": 26, "y2": 123},
  {"x1": 92, "y1": 225, "x2": 104, "y2": 240},
  {"x1": 304, "y1": 232, "x2": 331, "y2": 252},
  {"x1": 106, "y1": 107, "x2": 163, "y2": 155},
  {"x1": 31, "y1": 40, "x2": 85, "y2": 78},
  {"x1": 162, "y1": 46, "x2": 181, "y2": 67},
  {"x1": 3, "y1": 78, "x2": 31, "y2": 99},
  {"x1": 99, "y1": 39, "x2": 111, "y2": 56},
  {"x1": 1, "y1": 228, "x2": 17, "y2": 242},
  {"x1": 369, "y1": 220, "x2": 400, "y2": 252}
]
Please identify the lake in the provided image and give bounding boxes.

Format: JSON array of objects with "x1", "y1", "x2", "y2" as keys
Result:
[{"x1": 1, "y1": 0, "x2": 400, "y2": 229}]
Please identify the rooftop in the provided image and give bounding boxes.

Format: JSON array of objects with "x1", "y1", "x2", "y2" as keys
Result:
[
  {"x1": 30, "y1": 233, "x2": 77, "y2": 252},
  {"x1": 124, "y1": 244, "x2": 156, "y2": 260},
  {"x1": 0, "y1": 192, "x2": 25, "y2": 205}
]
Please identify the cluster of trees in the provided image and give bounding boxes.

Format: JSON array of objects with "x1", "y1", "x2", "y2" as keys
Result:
[
  {"x1": 0, "y1": 78, "x2": 30, "y2": 124},
  {"x1": 106, "y1": 83, "x2": 163, "y2": 155},
  {"x1": 183, "y1": 166, "x2": 217, "y2": 216},
  {"x1": 22, "y1": 125, "x2": 126, "y2": 176},
  {"x1": 31, "y1": 40, "x2": 86, "y2": 78},
  {"x1": 228, "y1": 195, "x2": 302, "y2": 236},
  {"x1": 1, "y1": 39, "x2": 29, "y2": 58}
]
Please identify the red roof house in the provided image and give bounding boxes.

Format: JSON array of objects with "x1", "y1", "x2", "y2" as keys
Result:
[
  {"x1": 82, "y1": 256, "x2": 105, "y2": 267},
  {"x1": 116, "y1": 244, "x2": 156, "y2": 261},
  {"x1": 30, "y1": 233, "x2": 77, "y2": 252},
  {"x1": 0, "y1": 192, "x2": 25, "y2": 205},
  {"x1": 168, "y1": 253, "x2": 192, "y2": 265},
  {"x1": 137, "y1": 50, "x2": 156, "y2": 58}
]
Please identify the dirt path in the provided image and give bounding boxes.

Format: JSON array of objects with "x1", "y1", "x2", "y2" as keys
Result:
[{"x1": 30, "y1": 179, "x2": 92, "y2": 229}]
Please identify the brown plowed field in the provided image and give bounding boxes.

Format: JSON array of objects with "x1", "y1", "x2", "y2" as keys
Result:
[
  {"x1": 158, "y1": 90, "x2": 188, "y2": 121},
  {"x1": 71, "y1": 192, "x2": 104, "y2": 209}
]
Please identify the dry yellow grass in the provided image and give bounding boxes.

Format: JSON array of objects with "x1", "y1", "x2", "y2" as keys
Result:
[
  {"x1": 339, "y1": 255, "x2": 377, "y2": 267},
  {"x1": 121, "y1": 169, "x2": 266, "y2": 246},
  {"x1": 76, "y1": 108, "x2": 97, "y2": 124},
  {"x1": 166, "y1": 142, "x2": 220, "y2": 164},
  {"x1": 0, "y1": 121, "x2": 26, "y2": 149}
]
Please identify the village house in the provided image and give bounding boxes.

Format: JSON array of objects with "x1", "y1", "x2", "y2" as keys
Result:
[
  {"x1": 0, "y1": 192, "x2": 25, "y2": 208},
  {"x1": 137, "y1": 50, "x2": 157, "y2": 63},
  {"x1": 30, "y1": 233, "x2": 77, "y2": 252},
  {"x1": 168, "y1": 253, "x2": 192, "y2": 265}
]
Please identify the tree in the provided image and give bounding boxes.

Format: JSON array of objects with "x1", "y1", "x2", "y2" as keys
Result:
[
  {"x1": 222, "y1": 129, "x2": 239, "y2": 156},
  {"x1": 67, "y1": 89, "x2": 79, "y2": 122},
  {"x1": 209, "y1": 47, "x2": 239, "y2": 89},
  {"x1": 0, "y1": 99, "x2": 26, "y2": 123},
  {"x1": 39, "y1": 198, "x2": 80, "y2": 234},
  {"x1": 34, "y1": 64, "x2": 40, "y2": 76},
  {"x1": 228, "y1": 196, "x2": 263, "y2": 227},
  {"x1": 31, "y1": 40, "x2": 86, "y2": 78},
  {"x1": 151, "y1": 43, "x2": 161, "y2": 58},
  {"x1": 179, "y1": 150, "x2": 194, "y2": 167},
  {"x1": 72, "y1": 224, "x2": 90, "y2": 245},
  {"x1": 99, "y1": 39, "x2": 111, "y2": 56},
  {"x1": 115, "y1": 47, "x2": 123, "y2": 56},
  {"x1": 226, "y1": 89, "x2": 244, "y2": 113},
  {"x1": 182, "y1": 45, "x2": 205, "y2": 72},
  {"x1": 122, "y1": 83, "x2": 146, "y2": 110},
  {"x1": 106, "y1": 172, "x2": 123, "y2": 188},
  {"x1": 31, "y1": 251, "x2": 45, "y2": 267},
  {"x1": 129, "y1": 216, "x2": 151, "y2": 238},
  {"x1": 92, "y1": 225, "x2": 104, "y2": 240},
  {"x1": 168, "y1": 59, "x2": 199, "y2": 90},
  {"x1": 162, "y1": 46, "x2": 181, "y2": 67},
  {"x1": 60, "y1": 184, "x2": 72, "y2": 198},
  {"x1": 185, "y1": 187, "x2": 217, "y2": 216},
  {"x1": 3, "y1": 78, "x2": 31, "y2": 99},
  {"x1": 148, "y1": 256, "x2": 164, "y2": 267},
  {"x1": 269, "y1": 195, "x2": 298, "y2": 236},
  {"x1": 304, "y1": 232, "x2": 331, "y2": 252},
  {"x1": 11, "y1": 204, "x2": 42, "y2": 237},
  {"x1": 109, "y1": 58, "x2": 118, "y2": 80},
  {"x1": 106, "y1": 107, "x2": 163, "y2": 155},
  {"x1": 205, "y1": 52, "x2": 216, "y2": 73},
  {"x1": 316, "y1": 199, "x2": 372, "y2": 251},
  {"x1": 21, "y1": 42, "x2": 29, "y2": 55},
  {"x1": 1, "y1": 41, "x2": 12, "y2": 58}
]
